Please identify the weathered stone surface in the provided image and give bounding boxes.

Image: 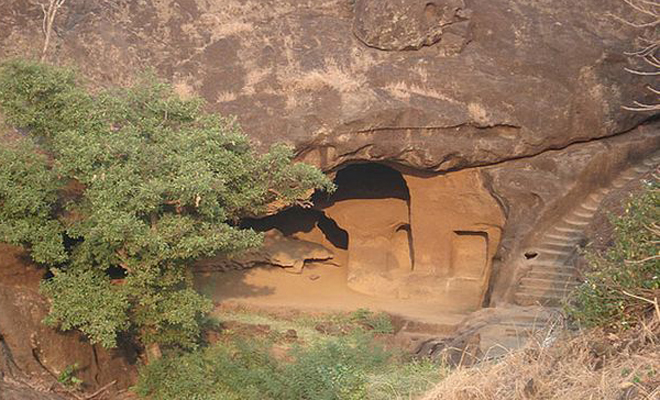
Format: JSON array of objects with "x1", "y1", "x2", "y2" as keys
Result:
[
  {"x1": 404, "y1": 170, "x2": 504, "y2": 309},
  {"x1": 324, "y1": 198, "x2": 411, "y2": 296},
  {"x1": 195, "y1": 230, "x2": 335, "y2": 274},
  {"x1": 0, "y1": 0, "x2": 658, "y2": 370},
  {"x1": 0, "y1": 382, "x2": 69, "y2": 400},
  {"x1": 0, "y1": 0, "x2": 653, "y2": 172},
  {"x1": 0, "y1": 245, "x2": 137, "y2": 398},
  {"x1": 486, "y1": 124, "x2": 659, "y2": 304},
  {"x1": 353, "y1": 0, "x2": 471, "y2": 52}
]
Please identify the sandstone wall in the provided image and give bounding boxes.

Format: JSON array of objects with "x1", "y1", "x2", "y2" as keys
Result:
[{"x1": 0, "y1": 245, "x2": 137, "y2": 397}]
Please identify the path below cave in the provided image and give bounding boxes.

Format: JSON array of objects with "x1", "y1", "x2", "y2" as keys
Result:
[{"x1": 194, "y1": 259, "x2": 466, "y2": 335}]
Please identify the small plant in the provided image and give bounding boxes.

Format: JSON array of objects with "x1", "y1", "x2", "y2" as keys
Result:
[
  {"x1": 367, "y1": 358, "x2": 448, "y2": 400},
  {"x1": 57, "y1": 363, "x2": 83, "y2": 389},
  {"x1": 349, "y1": 308, "x2": 395, "y2": 334}
]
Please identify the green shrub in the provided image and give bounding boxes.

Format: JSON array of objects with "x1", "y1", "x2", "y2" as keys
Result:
[
  {"x1": 57, "y1": 363, "x2": 83, "y2": 389},
  {"x1": 136, "y1": 332, "x2": 394, "y2": 400},
  {"x1": 349, "y1": 309, "x2": 394, "y2": 334},
  {"x1": 568, "y1": 179, "x2": 660, "y2": 328},
  {"x1": 0, "y1": 59, "x2": 333, "y2": 353}
]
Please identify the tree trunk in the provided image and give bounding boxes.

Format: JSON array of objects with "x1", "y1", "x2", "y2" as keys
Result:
[{"x1": 144, "y1": 342, "x2": 162, "y2": 364}]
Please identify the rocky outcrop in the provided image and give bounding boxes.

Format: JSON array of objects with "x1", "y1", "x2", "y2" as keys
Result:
[
  {"x1": 0, "y1": 245, "x2": 137, "y2": 399},
  {"x1": 0, "y1": 382, "x2": 69, "y2": 400},
  {"x1": 0, "y1": 0, "x2": 658, "y2": 380},
  {"x1": 0, "y1": 0, "x2": 653, "y2": 172},
  {"x1": 486, "y1": 124, "x2": 659, "y2": 305},
  {"x1": 353, "y1": 0, "x2": 472, "y2": 52},
  {"x1": 512, "y1": 151, "x2": 660, "y2": 307},
  {"x1": 195, "y1": 230, "x2": 335, "y2": 274}
]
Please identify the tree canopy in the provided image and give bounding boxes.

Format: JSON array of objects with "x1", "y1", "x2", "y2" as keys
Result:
[{"x1": 0, "y1": 59, "x2": 333, "y2": 353}]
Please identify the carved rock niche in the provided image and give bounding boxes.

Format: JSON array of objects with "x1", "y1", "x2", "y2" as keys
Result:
[{"x1": 320, "y1": 165, "x2": 504, "y2": 311}]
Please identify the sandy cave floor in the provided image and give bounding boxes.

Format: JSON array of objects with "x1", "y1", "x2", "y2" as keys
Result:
[{"x1": 194, "y1": 261, "x2": 467, "y2": 333}]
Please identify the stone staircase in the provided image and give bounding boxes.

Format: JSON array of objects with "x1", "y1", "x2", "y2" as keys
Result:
[
  {"x1": 417, "y1": 152, "x2": 660, "y2": 363},
  {"x1": 514, "y1": 152, "x2": 660, "y2": 307}
]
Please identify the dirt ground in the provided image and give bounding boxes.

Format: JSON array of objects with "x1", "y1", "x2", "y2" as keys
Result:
[{"x1": 194, "y1": 257, "x2": 467, "y2": 335}]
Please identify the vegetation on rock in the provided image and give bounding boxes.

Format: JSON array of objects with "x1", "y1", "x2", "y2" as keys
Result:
[
  {"x1": 0, "y1": 59, "x2": 333, "y2": 354},
  {"x1": 424, "y1": 176, "x2": 660, "y2": 400},
  {"x1": 136, "y1": 323, "x2": 445, "y2": 400},
  {"x1": 569, "y1": 180, "x2": 660, "y2": 328}
]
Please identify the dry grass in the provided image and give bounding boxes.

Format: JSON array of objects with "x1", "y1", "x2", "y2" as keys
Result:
[
  {"x1": 384, "y1": 81, "x2": 459, "y2": 103},
  {"x1": 280, "y1": 63, "x2": 367, "y2": 94},
  {"x1": 423, "y1": 317, "x2": 660, "y2": 400}
]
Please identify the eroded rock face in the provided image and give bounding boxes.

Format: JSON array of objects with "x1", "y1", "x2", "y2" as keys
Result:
[
  {"x1": 0, "y1": 0, "x2": 652, "y2": 172},
  {"x1": 404, "y1": 170, "x2": 504, "y2": 308},
  {"x1": 325, "y1": 198, "x2": 412, "y2": 296},
  {"x1": 0, "y1": 245, "x2": 137, "y2": 397},
  {"x1": 0, "y1": 0, "x2": 658, "y2": 358},
  {"x1": 353, "y1": 0, "x2": 472, "y2": 52},
  {"x1": 195, "y1": 230, "x2": 335, "y2": 274}
]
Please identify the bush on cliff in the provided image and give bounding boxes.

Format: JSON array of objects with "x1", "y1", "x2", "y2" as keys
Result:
[
  {"x1": 568, "y1": 179, "x2": 659, "y2": 329},
  {"x1": 0, "y1": 59, "x2": 333, "y2": 356}
]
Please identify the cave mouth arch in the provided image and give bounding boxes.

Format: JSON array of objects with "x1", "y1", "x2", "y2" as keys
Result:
[
  {"x1": 244, "y1": 162, "x2": 413, "y2": 256},
  {"x1": 242, "y1": 207, "x2": 349, "y2": 250},
  {"x1": 315, "y1": 162, "x2": 411, "y2": 206}
]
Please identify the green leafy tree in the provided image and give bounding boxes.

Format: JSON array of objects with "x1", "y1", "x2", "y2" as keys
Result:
[{"x1": 0, "y1": 60, "x2": 333, "y2": 358}]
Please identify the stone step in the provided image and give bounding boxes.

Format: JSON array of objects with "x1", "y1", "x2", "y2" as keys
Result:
[
  {"x1": 539, "y1": 242, "x2": 577, "y2": 251},
  {"x1": 527, "y1": 259, "x2": 571, "y2": 268},
  {"x1": 520, "y1": 277, "x2": 580, "y2": 290},
  {"x1": 536, "y1": 251, "x2": 573, "y2": 264},
  {"x1": 573, "y1": 209, "x2": 594, "y2": 219},
  {"x1": 566, "y1": 210, "x2": 593, "y2": 221},
  {"x1": 528, "y1": 265, "x2": 578, "y2": 278},
  {"x1": 537, "y1": 248, "x2": 573, "y2": 257},
  {"x1": 544, "y1": 232, "x2": 582, "y2": 242},
  {"x1": 581, "y1": 201, "x2": 599, "y2": 212},
  {"x1": 515, "y1": 289, "x2": 572, "y2": 307},
  {"x1": 553, "y1": 225, "x2": 583, "y2": 234},
  {"x1": 562, "y1": 217, "x2": 591, "y2": 226},
  {"x1": 528, "y1": 270, "x2": 576, "y2": 280},
  {"x1": 587, "y1": 192, "x2": 607, "y2": 203},
  {"x1": 518, "y1": 285, "x2": 573, "y2": 297}
]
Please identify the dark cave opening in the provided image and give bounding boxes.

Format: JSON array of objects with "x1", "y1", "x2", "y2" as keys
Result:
[{"x1": 242, "y1": 207, "x2": 349, "y2": 250}]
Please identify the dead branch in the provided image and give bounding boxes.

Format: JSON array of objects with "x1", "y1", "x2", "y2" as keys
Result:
[
  {"x1": 624, "y1": 254, "x2": 660, "y2": 264},
  {"x1": 40, "y1": 0, "x2": 67, "y2": 62},
  {"x1": 617, "y1": 0, "x2": 660, "y2": 112},
  {"x1": 624, "y1": 67, "x2": 660, "y2": 75},
  {"x1": 622, "y1": 290, "x2": 660, "y2": 320},
  {"x1": 83, "y1": 380, "x2": 117, "y2": 400}
]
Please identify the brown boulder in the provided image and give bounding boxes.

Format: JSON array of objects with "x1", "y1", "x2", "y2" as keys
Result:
[
  {"x1": 0, "y1": 0, "x2": 653, "y2": 172},
  {"x1": 0, "y1": 245, "x2": 137, "y2": 398}
]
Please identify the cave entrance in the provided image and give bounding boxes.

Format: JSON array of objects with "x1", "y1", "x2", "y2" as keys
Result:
[
  {"x1": 203, "y1": 163, "x2": 506, "y2": 315},
  {"x1": 242, "y1": 163, "x2": 415, "y2": 298},
  {"x1": 244, "y1": 207, "x2": 348, "y2": 251},
  {"x1": 318, "y1": 163, "x2": 414, "y2": 297}
]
